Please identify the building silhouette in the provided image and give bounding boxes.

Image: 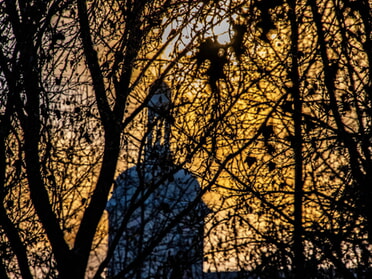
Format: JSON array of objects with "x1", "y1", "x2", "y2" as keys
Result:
[{"x1": 106, "y1": 81, "x2": 207, "y2": 279}]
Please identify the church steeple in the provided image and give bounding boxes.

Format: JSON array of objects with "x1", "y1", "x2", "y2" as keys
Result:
[
  {"x1": 106, "y1": 79, "x2": 206, "y2": 279},
  {"x1": 145, "y1": 80, "x2": 172, "y2": 163}
]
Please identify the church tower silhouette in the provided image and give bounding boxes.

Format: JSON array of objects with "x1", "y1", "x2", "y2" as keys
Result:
[{"x1": 106, "y1": 81, "x2": 206, "y2": 279}]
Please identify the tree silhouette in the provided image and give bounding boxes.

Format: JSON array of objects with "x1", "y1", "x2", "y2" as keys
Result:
[
  {"x1": 1, "y1": 0, "x2": 371, "y2": 278},
  {"x1": 201, "y1": 0, "x2": 372, "y2": 278},
  {"x1": 0, "y1": 1, "x2": 237, "y2": 278}
]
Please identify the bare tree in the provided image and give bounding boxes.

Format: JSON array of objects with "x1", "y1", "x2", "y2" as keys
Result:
[
  {"x1": 0, "y1": 0, "x2": 240, "y2": 278},
  {"x1": 1, "y1": 0, "x2": 371, "y2": 278},
  {"x1": 201, "y1": 0, "x2": 371, "y2": 278}
]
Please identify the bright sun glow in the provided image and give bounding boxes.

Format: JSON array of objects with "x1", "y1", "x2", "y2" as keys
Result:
[
  {"x1": 161, "y1": 11, "x2": 234, "y2": 58},
  {"x1": 208, "y1": 18, "x2": 233, "y2": 44}
]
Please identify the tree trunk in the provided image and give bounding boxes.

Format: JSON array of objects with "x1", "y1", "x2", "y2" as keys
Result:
[{"x1": 288, "y1": 1, "x2": 305, "y2": 277}]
